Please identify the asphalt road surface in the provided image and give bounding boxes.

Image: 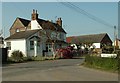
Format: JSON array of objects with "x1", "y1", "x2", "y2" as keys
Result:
[{"x1": 2, "y1": 58, "x2": 118, "y2": 81}]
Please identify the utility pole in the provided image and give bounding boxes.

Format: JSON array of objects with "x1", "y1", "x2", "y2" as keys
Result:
[
  {"x1": 114, "y1": 26, "x2": 117, "y2": 53},
  {"x1": 3, "y1": 27, "x2": 5, "y2": 38}
]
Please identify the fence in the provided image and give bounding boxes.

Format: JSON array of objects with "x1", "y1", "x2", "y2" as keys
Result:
[{"x1": 0, "y1": 48, "x2": 7, "y2": 63}]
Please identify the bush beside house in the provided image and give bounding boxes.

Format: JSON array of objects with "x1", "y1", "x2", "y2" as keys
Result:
[
  {"x1": 7, "y1": 50, "x2": 59, "y2": 63},
  {"x1": 9, "y1": 50, "x2": 24, "y2": 63},
  {"x1": 55, "y1": 46, "x2": 75, "y2": 59}
]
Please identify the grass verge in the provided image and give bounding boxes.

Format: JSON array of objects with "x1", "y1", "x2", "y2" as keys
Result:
[{"x1": 83, "y1": 55, "x2": 119, "y2": 73}]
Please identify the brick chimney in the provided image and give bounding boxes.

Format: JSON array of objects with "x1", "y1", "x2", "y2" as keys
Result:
[
  {"x1": 56, "y1": 17, "x2": 62, "y2": 27},
  {"x1": 31, "y1": 9, "x2": 38, "y2": 20}
]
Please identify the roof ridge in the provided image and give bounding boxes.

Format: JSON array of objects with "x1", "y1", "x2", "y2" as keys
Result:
[
  {"x1": 67, "y1": 33, "x2": 107, "y2": 38},
  {"x1": 78, "y1": 33, "x2": 107, "y2": 37},
  {"x1": 17, "y1": 17, "x2": 30, "y2": 21}
]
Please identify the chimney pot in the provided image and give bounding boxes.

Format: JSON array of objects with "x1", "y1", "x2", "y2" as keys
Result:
[
  {"x1": 31, "y1": 9, "x2": 39, "y2": 20},
  {"x1": 36, "y1": 10, "x2": 37, "y2": 14},
  {"x1": 33, "y1": 9, "x2": 35, "y2": 13},
  {"x1": 56, "y1": 17, "x2": 62, "y2": 27}
]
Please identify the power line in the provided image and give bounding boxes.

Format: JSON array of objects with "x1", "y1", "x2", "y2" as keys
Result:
[{"x1": 57, "y1": 0, "x2": 113, "y2": 28}]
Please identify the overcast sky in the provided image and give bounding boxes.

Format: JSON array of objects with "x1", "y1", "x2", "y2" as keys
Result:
[{"x1": 0, "y1": 1, "x2": 119, "y2": 41}]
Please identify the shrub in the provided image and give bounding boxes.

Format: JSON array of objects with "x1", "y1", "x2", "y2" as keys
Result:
[
  {"x1": 23, "y1": 56, "x2": 45, "y2": 61},
  {"x1": 56, "y1": 46, "x2": 74, "y2": 59},
  {"x1": 33, "y1": 56, "x2": 45, "y2": 61},
  {"x1": 10, "y1": 50, "x2": 24, "y2": 62},
  {"x1": 102, "y1": 46, "x2": 114, "y2": 53},
  {"x1": 23, "y1": 56, "x2": 34, "y2": 61}
]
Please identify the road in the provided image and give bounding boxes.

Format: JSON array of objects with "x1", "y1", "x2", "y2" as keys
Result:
[{"x1": 2, "y1": 58, "x2": 118, "y2": 81}]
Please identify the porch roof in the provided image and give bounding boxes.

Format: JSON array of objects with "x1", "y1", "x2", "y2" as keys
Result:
[{"x1": 5, "y1": 30, "x2": 39, "y2": 40}]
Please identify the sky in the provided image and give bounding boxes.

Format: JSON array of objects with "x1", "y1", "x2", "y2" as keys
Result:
[{"x1": 0, "y1": 1, "x2": 119, "y2": 41}]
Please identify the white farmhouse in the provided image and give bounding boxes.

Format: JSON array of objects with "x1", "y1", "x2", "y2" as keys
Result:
[{"x1": 5, "y1": 9, "x2": 67, "y2": 57}]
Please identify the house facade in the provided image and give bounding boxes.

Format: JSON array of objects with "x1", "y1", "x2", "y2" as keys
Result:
[{"x1": 5, "y1": 9, "x2": 67, "y2": 57}]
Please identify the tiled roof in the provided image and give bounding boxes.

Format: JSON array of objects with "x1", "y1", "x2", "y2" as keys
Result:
[
  {"x1": 37, "y1": 18, "x2": 66, "y2": 33},
  {"x1": 18, "y1": 17, "x2": 30, "y2": 26},
  {"x1": 16, "y1": 17, "x2": 66, "y2": 33},
  {"x1": 5, "y1": 30, "x2": 39, "y2": 40},
  {"x1": 66, "y1": 36, "x2": 74, "y2": 43},
  {"x1": 66, "y1": 33, "x2": 109, "y2": 44}
]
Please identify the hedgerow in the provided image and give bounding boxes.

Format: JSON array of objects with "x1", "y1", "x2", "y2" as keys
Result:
[{"x1": 84, "y1": 55, "x2": 119, "y2": 72}]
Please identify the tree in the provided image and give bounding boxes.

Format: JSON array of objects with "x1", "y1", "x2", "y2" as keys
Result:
[{"x1": 40, "y1": 28, "x2": 58, "y2": 59}]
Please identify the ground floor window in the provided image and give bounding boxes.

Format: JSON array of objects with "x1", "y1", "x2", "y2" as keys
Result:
[
  {"x1": 6, "y1": 42, "x2": 11, "y2": 50},
  {"x1": 30, "y1": 41, "x2": 34, "y2": 50},
  {"x1": 46, "y1": 44, "x2": 52, "y2": 52}
]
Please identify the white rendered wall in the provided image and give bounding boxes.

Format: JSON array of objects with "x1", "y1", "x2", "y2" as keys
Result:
[
  {"x1": 7, "y1": 39, "x2": 26, "y2": 57},
  {"x1": 92, "y1": 43, "x2": 100, "y2": 48},
  {"x1": 31, "y1": 20, "x2": 42, "y2": 30}
]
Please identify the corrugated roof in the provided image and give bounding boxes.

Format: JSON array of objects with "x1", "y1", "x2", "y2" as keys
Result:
[
  {"x1": 5, "y1": 30, "x2": 39, "y2": 40},
  {"x1": 66, "y1": 33, "x2": 109, "y2": 44}
]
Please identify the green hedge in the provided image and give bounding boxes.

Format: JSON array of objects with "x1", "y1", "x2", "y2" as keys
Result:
[{"x1": 85, "y1": 55, "x2": 119, "y2": 72}]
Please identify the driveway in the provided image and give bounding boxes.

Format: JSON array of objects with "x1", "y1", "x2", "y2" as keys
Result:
[{"x1": 2, "y1": 58, "x2": 118, "y2": 81}]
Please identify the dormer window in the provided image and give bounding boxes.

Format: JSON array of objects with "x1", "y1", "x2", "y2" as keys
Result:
[{"x1": 16, "y1": 28, "x2": 20, "y2": 32}]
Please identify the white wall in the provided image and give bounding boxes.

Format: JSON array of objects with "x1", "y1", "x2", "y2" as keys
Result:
[
  {"x1": 31, "y1": 20, "x2": 42, "y2": 30},
  {"x1": 92, "y1": 43, "x2": 100, "y2": 48},
  {"x1": 5, "y1": 39, "x2": 26, "y2": 57}
]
